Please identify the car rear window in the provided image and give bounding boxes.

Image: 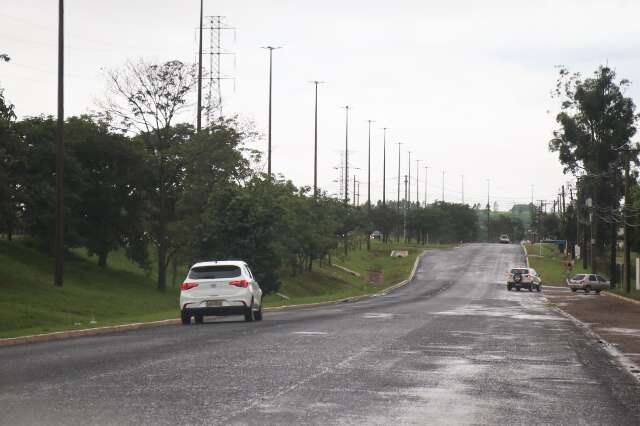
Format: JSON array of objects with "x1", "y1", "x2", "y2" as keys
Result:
[
  {"x1": 511, "y1": 268, "x2": 528, "y2": 274},
  {"x1": 188, "y1": 265, "x2": 241, "y2": 279}
]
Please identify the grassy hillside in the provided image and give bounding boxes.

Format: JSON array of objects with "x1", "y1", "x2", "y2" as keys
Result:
[
  {"x1": 0, "y1": 240, "x2": 179, "y2": 338},
  {"x1": 1, "y1": 239, "x2": 447, "y2": 338},
  {"x1": 265, "y1": 241, "x2": 449, "y2": 307}
]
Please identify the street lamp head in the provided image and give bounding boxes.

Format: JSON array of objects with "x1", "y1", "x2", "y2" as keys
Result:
[{"x1": 261, "y1": 46, "x2": 282, "y2": 50}]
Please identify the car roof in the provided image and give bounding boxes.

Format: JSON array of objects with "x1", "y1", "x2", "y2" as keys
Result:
[{"x1": 191, "y1": 260, "x2": 247, "y2": 268}]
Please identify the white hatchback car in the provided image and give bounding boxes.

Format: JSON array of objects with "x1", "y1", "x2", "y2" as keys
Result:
[{"x1": 180, "y1": 261, "x2": 263, "y2": 324}]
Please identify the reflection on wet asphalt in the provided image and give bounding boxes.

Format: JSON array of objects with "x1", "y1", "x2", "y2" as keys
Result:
[{"x1": 1, "y1": 244, "x2": 639, "y2": 425}]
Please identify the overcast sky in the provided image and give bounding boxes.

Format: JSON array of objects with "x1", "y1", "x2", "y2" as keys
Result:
[{"x1": 3, "y1": 0, "x2": 640, "y2": 210}]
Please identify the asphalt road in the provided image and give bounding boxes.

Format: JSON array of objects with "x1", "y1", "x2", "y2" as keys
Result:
[{"x1": 2, "y1": 244, "x2": 640, "y2": 425}]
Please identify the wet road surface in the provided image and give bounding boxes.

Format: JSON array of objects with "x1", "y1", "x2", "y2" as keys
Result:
[{"x1": 1, "y1": 244, "x2": 640, "y2": 425}]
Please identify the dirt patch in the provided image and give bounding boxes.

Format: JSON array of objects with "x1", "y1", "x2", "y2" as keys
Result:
[{"x1": 544, "y1": 287, "x2": 640, "y2": 364}]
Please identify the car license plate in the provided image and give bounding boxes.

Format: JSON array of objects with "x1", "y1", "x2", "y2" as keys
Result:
[{"x1": 206, "y1": 300, "x2": 222, "y2": 307}]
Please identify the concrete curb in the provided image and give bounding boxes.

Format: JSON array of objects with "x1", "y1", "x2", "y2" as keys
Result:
[
  {"x1": 604, "y1": 291, "x2": 640, "y2": 306},
  {"x1": 267, "y1": 249, "x2": 426, "y2": 310},
  {"x1": 0, "y1": 319, "x2": 181, "y2": 347},
  {"x1": 330, "y1": 263, "x2": 362, "y2": 278},
  {"x1": 0, "y1": 250, "x2": 428, "y2": 347}
]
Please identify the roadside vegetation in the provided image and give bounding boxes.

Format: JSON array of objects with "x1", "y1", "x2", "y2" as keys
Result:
[
  {"x1": 525, "y1": 243, "x2": 589, "y2": 286},
  {"x1": 0, "y1": 238, "x2": 448, "y2": 338}
]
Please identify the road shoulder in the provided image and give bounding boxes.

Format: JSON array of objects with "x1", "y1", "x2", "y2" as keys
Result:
[{"x1": 544, "y1": 286, "x2": 640, "y2": 381}]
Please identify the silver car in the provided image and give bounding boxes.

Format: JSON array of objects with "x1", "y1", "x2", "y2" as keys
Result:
[
  {"x1": 507, "y1": 267, "x2": 542, "y2": 292},
  {"x1": 567, "y1": 274, "x2": 609, "y2": 294}
]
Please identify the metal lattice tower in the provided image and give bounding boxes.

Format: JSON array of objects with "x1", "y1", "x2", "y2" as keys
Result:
[{"x1": 203, "y1": 16, "x2": 235, "y2": 124}]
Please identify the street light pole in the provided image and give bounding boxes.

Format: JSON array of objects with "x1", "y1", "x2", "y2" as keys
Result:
[
  {"x1": 396, "y1": 142, "x2": 402, "y2": 212},
  {"x1": 487, "y1": 179, "x2": 491, "y2": 241},
  {"x1": 382, "y1": 128, "x2": 387, "y2": 206},
  {"x1": 343, "y1": 106, "x2": 350, "y2": 204},
  {"x1": 262, "y1": 46, "x2": 281, "y2": 176},
  {"x1": 407, "y1": 151, "x2": 412, "y2": 205},
  {"x1": 367, "y1": 119, "x2": 375, "y2": 209},
  {"x1": 310, "y1": 81, "x2": 324, "y2": 198},
  {"x1": 54, "y1": 0, "x2": 64, "y2": 287},
  {"x1": 424, "y1": 166, "x2": 428, "y2": 207},
  {"x1": 416, "y1": 159, "x2": 421, "y2": 205}
]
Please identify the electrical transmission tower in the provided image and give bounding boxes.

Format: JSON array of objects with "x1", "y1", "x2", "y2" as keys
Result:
[{"x1": 203, "y1": 16, "x2": 235, "y2": 124}]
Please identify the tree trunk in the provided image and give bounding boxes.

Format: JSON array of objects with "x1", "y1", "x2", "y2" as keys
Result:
[
  {"x1": 157, "y1": 160, "x2": 168, "y2": 292},
  {"x1": 610, "y1": 206, "x2": 617, "y2": 288},
  {"x1": 98, "y1": 250, "x2": 108, "y2": 268},
  {"x1": 172, "y1": 256, "x2": 178, "y2": 288}
]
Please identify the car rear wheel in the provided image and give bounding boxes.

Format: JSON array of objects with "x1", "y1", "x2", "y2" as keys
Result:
[
  {"x1": 195, "y1": 314, "x2": 204, "y2": 324},
  {"x1": 181, "y1": 311, "x2": 191, "y2": 325},
  {"x1": 536, "y1": 285, "x2": 541, "y2": 292},
  {"x1": 507, "y1": 284, "x2": 512, "y2": 291},
  {"x1": 255, "y1": 303, "x2": 263, "y2": 321},
  {"x1": 596, "y1": 289, "x2": 601, "y2": 294},
  {"x1": 244, "y1": 299, "x2": 255, "y2": 322},
  {"x1": 516, "y1": 287, "x2": 521, "y2": 291},
  {"x1": 571, "y1": 288, "x2": 577, "y2": 292},
  {"x1": 528, "y1": 285, "x2": 533, "y2": 292}
]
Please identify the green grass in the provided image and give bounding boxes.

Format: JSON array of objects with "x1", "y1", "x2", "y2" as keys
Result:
[
  {"x1": 264, "y1": 240, "x2": 452, "y2": 307},
  {"x1": 1, "y1": 239, "x2": 448, "y2": 339},
  {"x1": 0, "y1": 241, "x2": 179, "y2": 338},
  {"x1": 524, "y1": 243, "x2": 590, "y2": 286}
]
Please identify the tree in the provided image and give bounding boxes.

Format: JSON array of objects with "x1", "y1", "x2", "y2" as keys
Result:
[
  {"x1": 0, "y1": 54, "x2": 9, "y2": 63},
  {"x1": 103, "y1": 59, "x2": 196, "y2": 291},
  {"x1": 550, "y1": 66, "x2": 639, "y2": 264},
  {"x1": 67, "y1": 116, "x2": 147, "y2": 268},
  {"x1": 17, "y1": 116, "x2": 86, "y2": 251},
  {"x1": 0, "y1": 89, "x2": 21, "y2": 240}
]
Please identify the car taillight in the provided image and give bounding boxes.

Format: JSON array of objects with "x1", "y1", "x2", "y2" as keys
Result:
[
  {"x1": 229, "y1": 279, "x2": 249, "y2": 288},
  {"x1": 180, "y1": 282, "x2": 199, "y2": 291}
]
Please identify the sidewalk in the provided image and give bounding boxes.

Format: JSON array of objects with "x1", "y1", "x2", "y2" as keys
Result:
[{"x1": 544, "y1": 286, "x2": 640, "y2": 368}]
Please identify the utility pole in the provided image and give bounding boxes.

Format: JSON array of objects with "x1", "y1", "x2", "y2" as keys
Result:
[
  {"x1": 416, "y1": 159, "x2": 421, "y2": 205},
  {"x1": 353, "y1": 175, "x2": 357, "y2": 207},
  {"x1": 461, "y1": 174, "x2": 464, "y2": 204},
  {"x1": 396, "y1": 142, "x2": 402, "y2": 212},
  {"x1": 537, "y1": 200, "x2": 545, "y2": 255},
  {"x1": 262, "y1": 46, "x2": 281, "y2": 176},
  {"x1": 442, "y1": 170, "x2": 445, "y2": 203},
  {"x1": 382, "y1": 128, "x2": 387, "y2": 206},
  {"x1": 310, "y1": 81, "x2": 324, "y2": 198},
  {"x1": 343, "y1": 106, "x2": 350, "y2": 204},
  {"x1": 424, "y1": 166, "x2": 428, "y2": 207},
  {"x1": 562, "y1": 185, "x2": 566, "y2": 220},
  {"x1": 487, "y1": 180, "x2": 493, "y2": 240},
  {"x1": 407, "y1": 151, "x2": 412, "y2": 205},
  {"x1": 624, "y1": 160, "x2": 631, "y2": 293},
  {"x1": 367, "y1": 119, "x2": 374, "y2": 209},
  {"x1": 54, "y1": 0, "x2": 64, "y2": 287},
  {"x1": 404, "y1": 175, "x2": 408, "y2": 241},
  {"x1": 196, "y1": 0, "x2": 204, "y2": 132}
]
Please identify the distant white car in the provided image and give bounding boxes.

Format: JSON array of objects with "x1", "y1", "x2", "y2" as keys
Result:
[
  {"x1": 499, "y1": 234, "x2": 511, "y2": 244},
  {"x1": 566, "y1": 274, "x2": 609, "y2": 294},
  {"x1": 180, "y1": 260, "x2": 263, "y2": 324},
  {"x1": 507, "y1": 267, "x2": 542, "y2": 292}
]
